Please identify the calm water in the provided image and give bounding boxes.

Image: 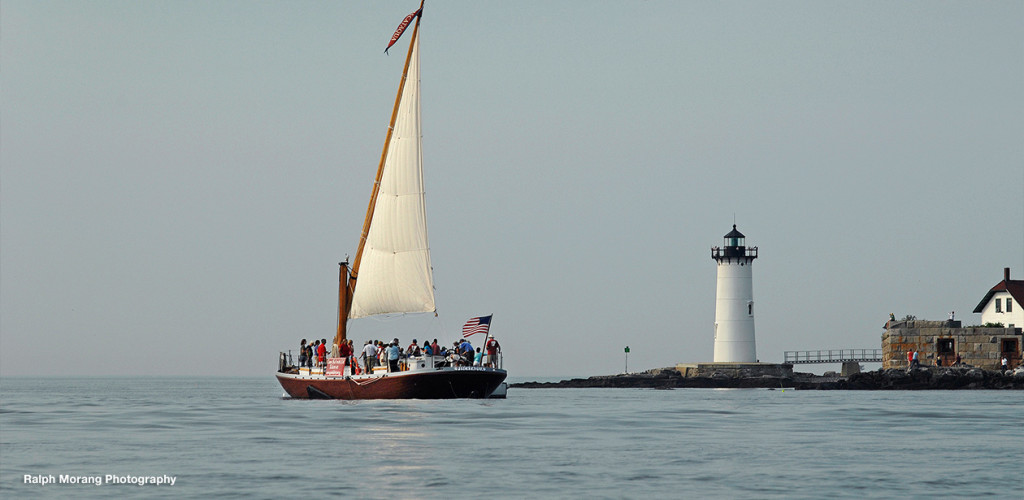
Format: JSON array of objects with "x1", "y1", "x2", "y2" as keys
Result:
[{"x1": 1, "y1": 376, "x2": 1021, "y2": 499}]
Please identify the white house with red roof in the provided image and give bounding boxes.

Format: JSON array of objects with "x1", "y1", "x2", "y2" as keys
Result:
[
  {"x1": 882, "y1": 267, "x2": 1023, "y2": 370},
  {"x1": 972, "y1": 267, "x2": 1024, "y2": 329}
]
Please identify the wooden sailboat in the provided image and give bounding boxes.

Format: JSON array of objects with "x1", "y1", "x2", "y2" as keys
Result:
[{"x1": 275, "y1": 3, "x2": 506, "y2": 399}]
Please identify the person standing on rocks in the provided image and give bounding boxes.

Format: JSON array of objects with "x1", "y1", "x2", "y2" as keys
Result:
[
  {"x1": 1002, "y1": 357, "x2": 1009, "y2": 371},
  {"x1": 911, "y1": 350, "x2": 920, "y2": 369}
]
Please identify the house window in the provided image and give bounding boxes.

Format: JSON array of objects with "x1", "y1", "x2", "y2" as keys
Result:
[
  {"x1": 1007, "y1": 298, "x2": 1013, "y2": 312},
  {"x1": 996, "y1": 299, "x2": 1002, "y2": 313}
]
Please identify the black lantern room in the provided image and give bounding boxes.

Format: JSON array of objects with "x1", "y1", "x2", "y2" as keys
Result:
[{"x1": 712, "y1": 224, "x2": 758, "y2": 261}]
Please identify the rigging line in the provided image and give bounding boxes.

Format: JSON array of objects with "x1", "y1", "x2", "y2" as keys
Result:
[{"x1": 351, "y1": 377, "x2": 383, "y2": 386}]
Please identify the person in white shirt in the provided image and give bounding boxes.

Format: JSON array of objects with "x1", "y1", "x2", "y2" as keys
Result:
[{"x1": 362, "y1": 341, "x2": 378, "y2": 372}]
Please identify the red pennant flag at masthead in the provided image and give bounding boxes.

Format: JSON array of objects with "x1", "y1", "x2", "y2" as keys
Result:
[{"x1": 385, "y1": 8, "x2": 422, "y2": 54}]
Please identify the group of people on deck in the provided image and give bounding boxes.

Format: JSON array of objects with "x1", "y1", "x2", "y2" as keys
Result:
[
  {"x1": 297, "y1": 336, "x2": 501, "y2": 375},
  {"x1": 297, "y1": 338, "x2": 330, "y2": 369}
]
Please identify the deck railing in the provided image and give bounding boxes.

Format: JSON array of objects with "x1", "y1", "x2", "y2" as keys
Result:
[{"x1": 279, "y1": 350, "x2": 503, "y2": 373}]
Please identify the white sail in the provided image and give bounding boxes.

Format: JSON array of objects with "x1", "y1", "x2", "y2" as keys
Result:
[{"x1": 350, "y1": 30, "x2": 435, "y2": 319}]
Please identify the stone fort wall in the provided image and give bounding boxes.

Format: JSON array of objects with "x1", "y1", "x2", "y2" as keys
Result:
[{"x1": 882, "y1": 320, "x2": 1022, "y2": 370}]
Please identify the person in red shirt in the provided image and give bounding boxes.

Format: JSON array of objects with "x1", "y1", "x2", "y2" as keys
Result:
[
  {"x1": 317, "y1": 338, "x2": 327, "y2": 368},
  {"x1": 339, "y1": 340, "x2": 353, "y2": 374},
  {"x1": 485, "y1": 337, "x2": 501, "y2": 368},
  {"x1": 407, "y1": 339, "x2": 422, "y2": 357}
]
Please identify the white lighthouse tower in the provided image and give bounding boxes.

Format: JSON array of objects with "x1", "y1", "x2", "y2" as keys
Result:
[{"x1": 711, "y1": 225, "x2": 758, "y2": 362}]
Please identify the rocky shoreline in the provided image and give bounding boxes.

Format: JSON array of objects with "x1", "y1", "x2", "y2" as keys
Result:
[{"x1": 512, "y1": 366, "x2": 1024, "y2": 390}]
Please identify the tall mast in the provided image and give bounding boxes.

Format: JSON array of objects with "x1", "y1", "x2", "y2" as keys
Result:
[
  {"x1": 333, "y1": 261, "x2": 351, "y2": 347},
  {"x1": 340, "y1": 2, "x2": 424, "y2": 341}
]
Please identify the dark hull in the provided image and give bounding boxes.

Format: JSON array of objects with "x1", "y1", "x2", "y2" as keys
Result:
[{"x1": 276, "y1": 367, "x2": 507, "y2": 399}]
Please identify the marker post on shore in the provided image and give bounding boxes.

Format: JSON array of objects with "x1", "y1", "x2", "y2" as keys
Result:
[{"x1": 624, "y1": 346, "x2": 630, "y2": 374}]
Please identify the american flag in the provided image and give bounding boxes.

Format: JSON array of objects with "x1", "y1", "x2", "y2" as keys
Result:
[{"x1": 462, "y1": 315, "x2": 492, "y2": 338}]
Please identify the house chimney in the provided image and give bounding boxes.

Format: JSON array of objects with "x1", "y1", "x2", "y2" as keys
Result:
[{"x1": 1005, "y1": 267, "x2": 1011, "y2": 282}]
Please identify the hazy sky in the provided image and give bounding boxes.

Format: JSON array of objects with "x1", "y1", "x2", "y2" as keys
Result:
[{"x1": 2, "y1": 1, "x2": 1022, "y2": 378}]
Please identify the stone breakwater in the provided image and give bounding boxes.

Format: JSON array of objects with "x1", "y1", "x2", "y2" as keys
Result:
[{"x1": 511, "y1": 366, "x2": 1024, "y2": 390}]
